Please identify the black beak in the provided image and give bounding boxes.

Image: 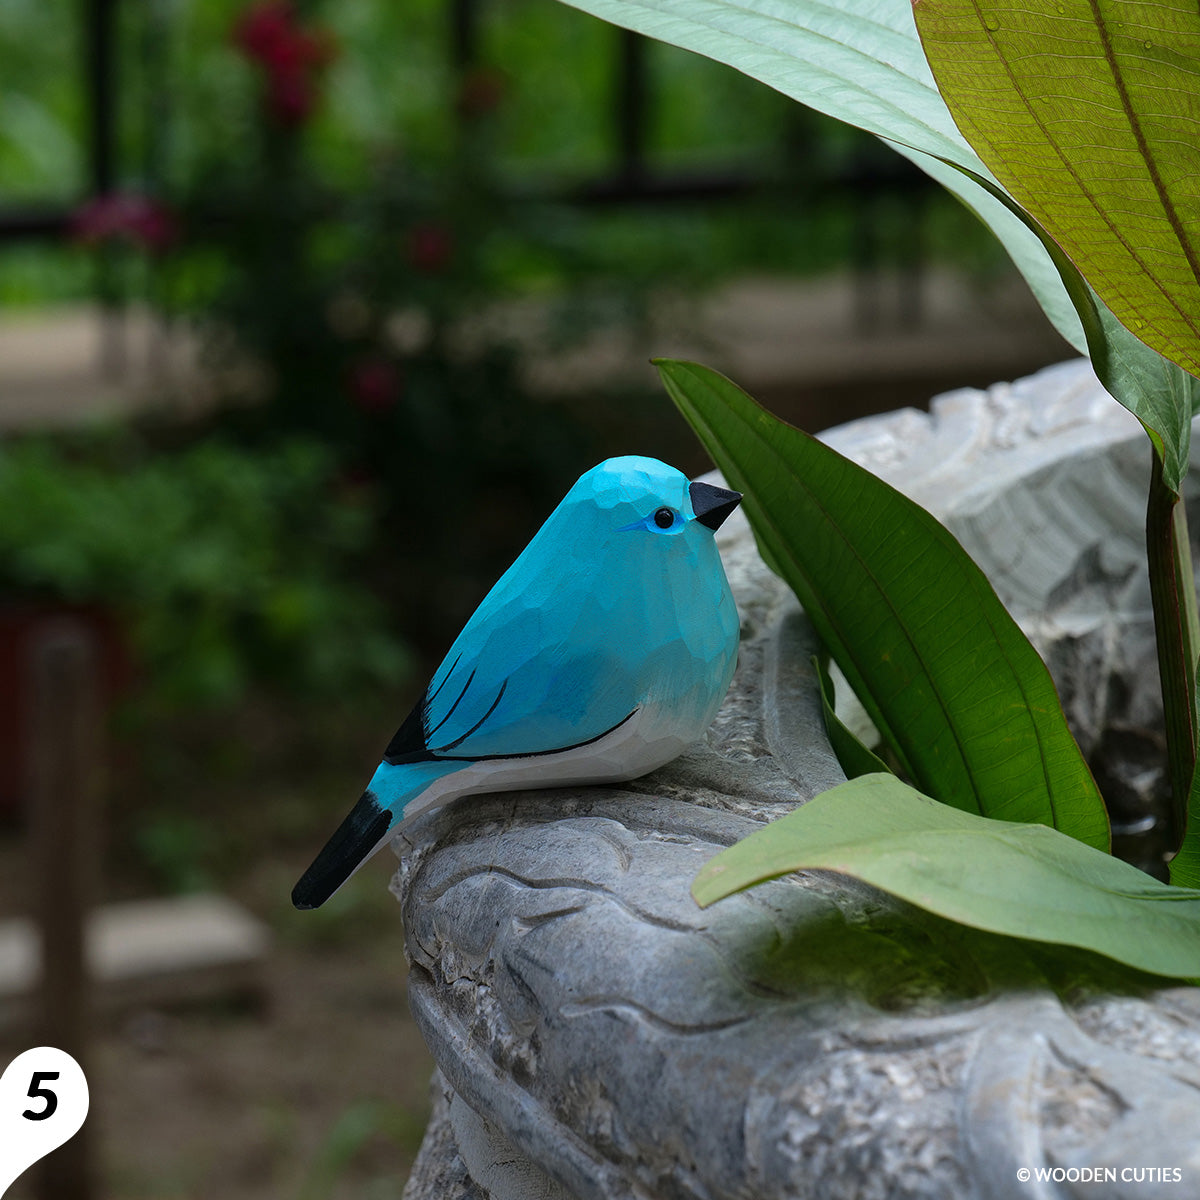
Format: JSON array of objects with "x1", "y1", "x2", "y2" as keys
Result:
[{"x1": 689, "y1": 480, "x2": 742, "y2": 531}]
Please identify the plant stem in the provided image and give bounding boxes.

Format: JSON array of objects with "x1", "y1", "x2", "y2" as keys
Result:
[{"x1": 1146, "y1": 446, "x2": 1200, "y2": 851}]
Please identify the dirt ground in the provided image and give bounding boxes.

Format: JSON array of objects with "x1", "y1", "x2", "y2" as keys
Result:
[{"x1": 0, "y1": 814, "x2": 436, "y2": 1200}]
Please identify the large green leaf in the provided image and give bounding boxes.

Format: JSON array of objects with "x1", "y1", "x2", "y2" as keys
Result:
[
  {"x1": 942, "y1": 164, "x2": 1200, "y2": 822},
  {"x1": 658, "y1": 359, "x2": 1110, "y2": 850},
  {"x1": 900, "y1": 147, "x2": 1086, "y2": 352},
  {"x1": 693, "y1": 774, "x2": 1200, "y2": 979},
  {"x1": 568, "y1": 0, "x2": 967, "y2": 160},
  {"x1": 913, "y1": 0, "x2": 1200, "y2": 382},
  {"x1": 557, "y1": 0, "x2": 1086, "y2": 351},
  {"x1": 945, "y1": 158, "x2": 1199, "y2": 491}
]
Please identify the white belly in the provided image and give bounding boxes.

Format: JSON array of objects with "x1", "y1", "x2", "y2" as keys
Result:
[{"x1": 400, "y1": 703, "x2": 694, "y2": 822}]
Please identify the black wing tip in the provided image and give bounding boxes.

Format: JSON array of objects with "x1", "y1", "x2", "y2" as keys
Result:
[
  {"x1": 291, "y1": 789, "x2": 392, "y2": 911},
  {"x1": 382, "y1": 689, "x2": 431, "y2": 765}
]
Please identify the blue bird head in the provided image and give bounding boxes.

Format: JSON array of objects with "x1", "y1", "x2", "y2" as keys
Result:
[
  {"x1": 506, "y1": 456, "x2": 742, "y2": 632},
  {"x1": 472, "y1": 454, "x2": 743, "y2": 722},
  {"x1": 562, "y1": 455, "x2": 741, "y2": 548}
]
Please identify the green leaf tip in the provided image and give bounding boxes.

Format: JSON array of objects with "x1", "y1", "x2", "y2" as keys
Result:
[{"x1": 695, "y1": 775, "x2": 1200, "y2": 980}]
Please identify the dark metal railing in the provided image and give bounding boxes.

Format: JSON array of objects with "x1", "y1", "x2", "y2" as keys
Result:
[{"x1": 0, "y1": 0, "x2": 116, "y2": 243}]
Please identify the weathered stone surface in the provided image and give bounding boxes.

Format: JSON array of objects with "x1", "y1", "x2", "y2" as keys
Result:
[{"x1": 398, "y1": 359, "x2": 1200, "y2": 1199}]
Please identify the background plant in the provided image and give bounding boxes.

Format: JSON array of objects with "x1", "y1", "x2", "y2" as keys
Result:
[{"x1": 0, "y1": 432, "x2": 407, "y2": 706}]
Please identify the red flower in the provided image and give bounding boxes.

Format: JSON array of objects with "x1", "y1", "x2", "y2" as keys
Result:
[
  {"x1": 406, "y1": 222, "x2": 455, "y2": 274},
  {"x1": 345, "y1": 356, "x2": 402, "y2": 414},
  {"x1": 71, "y1": 193, "x2": 176, "y2": 253},
  {"x1": 233, "y1": 1, "x2": 294, "y2": 63},
  {"x1": 233, "y1": 2, "x2": 336, "y2": 127}
]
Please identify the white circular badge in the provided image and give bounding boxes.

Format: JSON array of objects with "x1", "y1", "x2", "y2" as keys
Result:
[{"x1": 0, "y1": 1047, "x2": 89, "y2": 1198}]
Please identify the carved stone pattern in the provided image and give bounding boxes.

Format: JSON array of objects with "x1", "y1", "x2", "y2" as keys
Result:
[{"x1": 399, "y1": 360, "x2": 1200, "y2": 1200}]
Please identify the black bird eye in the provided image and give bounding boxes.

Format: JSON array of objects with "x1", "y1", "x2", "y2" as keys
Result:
[{"x1": 653, "y1": 507, "x2": 676, "y2": 529}]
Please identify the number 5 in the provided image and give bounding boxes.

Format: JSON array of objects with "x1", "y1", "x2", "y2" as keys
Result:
[{"x1": 23, "y1": 1072, "x2": 60, "y2": 1121}]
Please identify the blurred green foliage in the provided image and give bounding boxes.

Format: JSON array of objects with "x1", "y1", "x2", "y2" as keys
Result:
[
  {"x1": 0, "y1": 0, "x2": 1010, "y2": 707},
  {"x1": 0, "y1": 434, "x2": 408, "y2": 705},
  {"x1": 0, "y1": 0, "x2": 84, "y2": 201},
  {"x1": 0, "y1": 0, "x2": 999, "y2": 305}
]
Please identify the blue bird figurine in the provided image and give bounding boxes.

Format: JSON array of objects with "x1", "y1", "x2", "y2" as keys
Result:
[{"x1": 292, "y1": 455, "x2": 741, "y2": 909}]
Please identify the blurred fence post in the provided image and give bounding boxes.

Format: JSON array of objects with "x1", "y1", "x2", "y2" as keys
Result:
[
  {"x1": 615, "y1": 29, "x2": 648, "y2": 187},
  {"x1": 27, "y1": 621, "x2": 102, "y2": 1200}
]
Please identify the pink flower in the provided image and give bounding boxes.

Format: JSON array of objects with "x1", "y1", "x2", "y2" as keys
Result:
[
  {"x1": 345, "y1": 356, "x2": 402, "y2": 414},
  {"x1": 233, "y1": 1, "x2": 295, "y2": 63},
  {"x1": 233, "y1": 2, "x2": 336, "y2": 127},
  {"x1": 71, "y1": 193, "x2": 176, "y2": 253},
  {"x1": 406, "y1": 222, "x2": 455, "y2": 274}
]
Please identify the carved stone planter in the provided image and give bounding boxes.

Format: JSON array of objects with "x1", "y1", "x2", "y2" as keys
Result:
[{"x1": 398, "y1": 359, "x2": 1200, "y2": 1200}]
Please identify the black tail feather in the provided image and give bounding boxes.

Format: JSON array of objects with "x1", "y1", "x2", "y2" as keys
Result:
[{"x1": 292, "y1": 790, "x2": 392, "y2": 910}]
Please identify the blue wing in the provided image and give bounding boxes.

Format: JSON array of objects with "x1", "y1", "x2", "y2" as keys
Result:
[{"x1": 381, "y1": 617, "x2": 642, "y2": 766}]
